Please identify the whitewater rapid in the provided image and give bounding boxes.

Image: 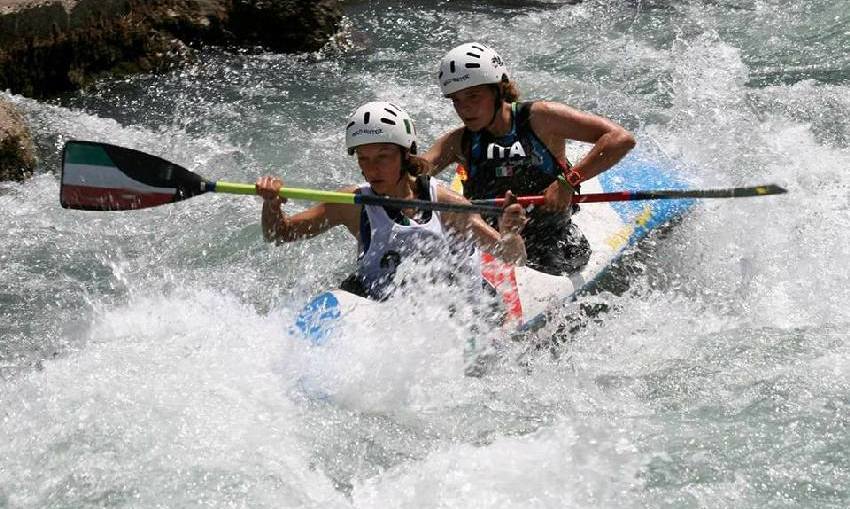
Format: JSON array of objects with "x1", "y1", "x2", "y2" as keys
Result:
[{"x1": 2, "y1": 0, "x2": 849, "y2": 506}]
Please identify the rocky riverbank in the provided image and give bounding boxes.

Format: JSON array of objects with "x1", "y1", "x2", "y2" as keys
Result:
[
  {"x1": 0, "y1": 99, "x2": 35, "y2": 181},
  {"x1": 0, "y1": 0, "x2": 342, "y2": 181}
]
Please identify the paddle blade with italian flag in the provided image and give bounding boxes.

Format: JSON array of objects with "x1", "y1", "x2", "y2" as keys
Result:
[{"x1": 60, "y1": 141, "x2": 207, "y2": 211}]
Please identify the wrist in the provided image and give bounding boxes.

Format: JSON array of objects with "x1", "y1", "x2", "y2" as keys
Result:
[
  {"x1": 556, "y1": 173, "x2": 576, "y2": 193},
  {"x1": 265, "y1": 196, "x2": 283, "y2": 208},
  {"x1": 497, "y1": 234, "x2": 524, "y2": 265},
  {"x1": 275, "y1": 214, "x2": 292, "y2": 241},
  {"x1": 496, "y1": 233, "x2": 515, "y2": 254},
  {"x1": 564, "y1": 168, "x2": 582, "y2": 188}
]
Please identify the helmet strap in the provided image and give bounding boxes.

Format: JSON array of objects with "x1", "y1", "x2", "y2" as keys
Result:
[
  {"x1": 398, "y1": 148, "x2": 411, "y2": 182},
  {"x1": 485, "y1": 84, "x2": 503, "y2": 132}
]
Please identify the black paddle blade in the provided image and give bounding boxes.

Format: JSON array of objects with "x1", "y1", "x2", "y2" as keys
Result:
[{"x1": 60, "y1": 141, "x2": 207, "y2": 211}]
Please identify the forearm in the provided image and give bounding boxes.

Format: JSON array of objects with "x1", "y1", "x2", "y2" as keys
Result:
[
  {"x1": 464, "y1": 216, "x2": 526, "y2": 266},
  {"x1": 440, "y1": 186, "x2": 526, "y2": 265},
  {"x1": 261, "y1": 199, "x2": 284, "y2": 242},
  {"x1": 268, "y1": 203, "x2": 341, "y2": 243},
  {"x1": 479, "y1": 232, "x2": 526, "y2": 266},
  {"x1": 571, "y1": 129, "x2": 636, "y2": 181},
  {"x1": 261, "y1": 201, "x2": 315, "y2": 243}
]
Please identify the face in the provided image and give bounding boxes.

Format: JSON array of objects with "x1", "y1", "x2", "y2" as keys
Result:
[
  {"x1": 355, "y1": 143, "x2": 404, "y2": 194},
  {"x1": 448, "y1": 85, "x2": 497, "y2": 131}
]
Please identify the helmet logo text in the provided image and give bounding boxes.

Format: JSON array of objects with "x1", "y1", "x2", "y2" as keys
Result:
[
  {"x1": 442, "y1": 74, "x2": 470, "y2": 87},
  {"x1": 350, "y1": 128, "x2": 383, "y2": 137}
]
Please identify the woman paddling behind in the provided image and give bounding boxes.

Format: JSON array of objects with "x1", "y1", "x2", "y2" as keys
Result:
[
  {"x1": 423, "y1": 42, "x2": 636, "y2": 275},
  {"x1": 257, "y1": 101, "x2": 527, "y2": 301}
]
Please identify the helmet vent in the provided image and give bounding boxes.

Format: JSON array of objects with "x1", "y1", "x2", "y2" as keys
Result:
[
  {"x1": 403, "y1": 119, "x2": 412, "y2": 134},
  {"x1": 347, "y1": 121, "x2": 355, "y2": 128},
  {"x1": 471, "y1": 44, "x2": 485, "y2": 52},
  {"x1": 363, "y1": 111, "x2": 370, "y2": 124},
  {"x1": 450, "y1": 61, "x2": 456, "y2": 73},
  {"x1": 438, "y1": 70, "x2": 443, "y2": 78},
  {"x1": 465, "y1": 63, "x2": 480, "y2": 68},
  {"x1": 466, "y1": 52, "x2": 481, "y2": 58},
  {"x1": 384, "y1": 107, "x2": 398, "y2": 116},
  {"x1": 380, "y1": 118, "x2": 396, "y2": 126}
]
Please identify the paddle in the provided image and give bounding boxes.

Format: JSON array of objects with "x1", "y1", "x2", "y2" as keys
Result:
[
  {"x1": 59, "y1": 140, "x2": 506, "y2": 216},
  {"x1": 472, "y1": 185, "x2": 787, "y2": 207},
  {"x1": 61, "y1": 140, "x2": 787, "y2": 216}
]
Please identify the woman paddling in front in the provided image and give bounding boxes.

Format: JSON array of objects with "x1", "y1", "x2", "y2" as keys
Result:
[
  {"x1": 256, "y1": 101, "x2": 527, "y2": 302},
  {"x1": 423, "y1": 42, "x2": 636, "y2": 276}
]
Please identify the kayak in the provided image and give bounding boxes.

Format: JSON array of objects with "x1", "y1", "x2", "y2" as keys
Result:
[{"x1": 290, "y1": 147, "x2": 695, "y2": 347}]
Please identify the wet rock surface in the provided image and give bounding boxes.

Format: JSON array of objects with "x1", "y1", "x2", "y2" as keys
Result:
[
  {"x1": 0, "y1": 98, "x2": 36, "y2": 181},
  {"x1": 0, "y1": 0, "x2": 341, "y2": 177},
  {"x1": 0, "y1": 0, "x2": 343, "y2": 98}
]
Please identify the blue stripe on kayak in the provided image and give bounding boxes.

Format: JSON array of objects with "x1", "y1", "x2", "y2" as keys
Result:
[
  {"x1": 291, "y1": 291, "x2": 341, "y2": 345},
  {"x1": 597, "y1": 152, "x2": 695, "y2": 247},
  {"x1": 517, "y1": 153, "x2": 697, "y2": 333}
]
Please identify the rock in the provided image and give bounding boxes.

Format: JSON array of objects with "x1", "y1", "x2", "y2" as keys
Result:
[
  {"x1": 0, "y1": 0, "x2": 189, "y2": 97},
  {"x1": 0, "y1": 98, "x2": 36, "y2": 181},
  {"x1": 0, "y1": 0, "x2": 343, "y2": 98},
  {"x1": 229, "y1": 0, "x2": 342, "y2": 53}
]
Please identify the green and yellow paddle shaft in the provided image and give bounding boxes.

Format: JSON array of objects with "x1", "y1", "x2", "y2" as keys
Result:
[{"x1": 208, "y1": 181, "x2": 505, "y2": 214}]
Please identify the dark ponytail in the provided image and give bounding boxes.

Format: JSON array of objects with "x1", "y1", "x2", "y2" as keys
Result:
[
  {"x1": 401, "y1": 150, "x2": 434, "y2": 177},
  {"x1": 501, "y1": 80, "x2": 521, "y2": 103}
]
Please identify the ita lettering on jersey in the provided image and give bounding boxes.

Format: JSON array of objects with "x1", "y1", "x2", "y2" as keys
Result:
[
  {"x1": 486, "y1": 141, "x2": 527, "y2": 159},
  {"x1": 486, "y1": 141, "x2": 526, "y2": 177}
]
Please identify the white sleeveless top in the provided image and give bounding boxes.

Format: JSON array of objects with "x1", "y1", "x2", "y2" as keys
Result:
[{"x1": 355, "y1": 178, "x2": 450, "y2": 299}]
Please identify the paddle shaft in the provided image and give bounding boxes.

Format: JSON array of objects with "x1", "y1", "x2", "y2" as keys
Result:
[
  {"x1": 60, "y1": 140, "x2": 785, "y2": 217},
  {"x1": 472, "y1": 184, "x2": 787, "y2": 207},
  {"x1": 210, "y1": 181, "x2": 506, "y2": 216}
]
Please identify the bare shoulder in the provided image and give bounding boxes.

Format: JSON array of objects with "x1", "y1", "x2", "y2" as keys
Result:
[
  {"x1": 433, "y1": 126, "x2": 466, "y2": 155},
  {"x1": 434, "y1": 126, "x2": 465, "y2": 144},
  {"x1": 529, "y1": 100, "x2": 582, "y2": 124},
  {"x1": 529, "y1": 100, "x2": 623, "y2": 143},
  {"x1": 424, "y1": 126, "x2": 467, "y2": 171}
]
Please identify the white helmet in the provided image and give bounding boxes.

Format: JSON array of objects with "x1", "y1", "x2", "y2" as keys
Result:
[
  {"x1": 345, "y1": 101, "x2": 417, "y2": 155},
  {"x1": 438, "y1": 42, "x2": 509, "y2": 96}
]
